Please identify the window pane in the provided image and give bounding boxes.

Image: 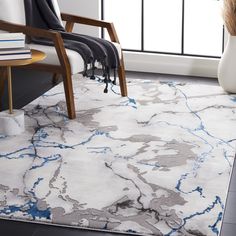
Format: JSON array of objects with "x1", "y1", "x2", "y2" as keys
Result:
[
  {"x1": 184, "y1": 0, "x2": 223, "y2": 56},
  {"x1": 103, "y1": 0, "x2": 142, "y2": 50},
  {"x1": 144, "y1": 0, "x2": 182, "y2": 53}
]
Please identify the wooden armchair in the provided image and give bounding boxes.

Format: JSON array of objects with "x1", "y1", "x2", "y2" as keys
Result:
[{"x1": 0, "y1": 0, "x2": 127, "y2": 119}]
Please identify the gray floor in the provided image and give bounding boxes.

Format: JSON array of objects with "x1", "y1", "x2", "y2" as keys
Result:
[
  {"x1": 0, "y1": 70, "x2": 235, "y2": 235},
  {"x1": 221, "y1": 166, "x2": 236, "y2": 235}
]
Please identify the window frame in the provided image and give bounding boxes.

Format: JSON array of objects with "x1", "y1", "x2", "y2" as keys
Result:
[{"x1": 101, "y1": 0, "x2": 225, "y2": 59}]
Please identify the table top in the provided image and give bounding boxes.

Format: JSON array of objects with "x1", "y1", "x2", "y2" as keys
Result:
[{"x1": 0, "y1": 49, "x2": 46, "y2": 67}]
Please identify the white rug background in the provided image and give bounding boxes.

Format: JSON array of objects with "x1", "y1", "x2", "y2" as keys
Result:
[{"x1": 0, "y1": 77, "x2": 235, "y2": 236}]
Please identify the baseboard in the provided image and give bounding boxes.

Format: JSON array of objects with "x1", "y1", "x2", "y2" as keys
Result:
[{"x1": 123, "y1": 51, "x2": 220, "y2": 78}]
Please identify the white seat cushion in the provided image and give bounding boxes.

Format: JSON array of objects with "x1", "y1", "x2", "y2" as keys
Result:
[
  {"x1": 29, "y1": 43, "x2": 85, "y2": 75},
  {"x1": 29, "y1": 42, "x2": 122, "y2": 75},
  {"x1": 112, "y1": 42, "x2": 122, "y2": 60}
]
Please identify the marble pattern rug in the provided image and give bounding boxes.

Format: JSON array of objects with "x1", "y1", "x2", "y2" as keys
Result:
[{"x1": 0, "y1": 77, "x2": 236, "y2": 236}]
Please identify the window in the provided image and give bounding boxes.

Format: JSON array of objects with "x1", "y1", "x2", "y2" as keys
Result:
[
  {"x1": 102, "y1": 0, "x2": 224, "y2": 58},
  {"x1": 144, "y1": 0, "x2": 182, "y2": 53},
  {"x1": 103, "y1": 0, "x2": 142, "y2": 50}
]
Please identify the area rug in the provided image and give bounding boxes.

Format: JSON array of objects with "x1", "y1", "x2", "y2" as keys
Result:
[{"x1": 0, "y1": 77, "x2": 235, "y2": 236}]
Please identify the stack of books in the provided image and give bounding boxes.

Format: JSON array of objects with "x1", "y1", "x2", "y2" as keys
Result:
[{"x1": 0, "y1": 33, "x2": 31, "y2": 60}]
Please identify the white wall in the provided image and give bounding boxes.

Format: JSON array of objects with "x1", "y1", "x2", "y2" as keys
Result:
[
  {"x1": 58, "y1": 0, "x2": 100, "y2": 37},
  {"x1": 124, "y1": 52, "x2": 219, "y2": 78}
]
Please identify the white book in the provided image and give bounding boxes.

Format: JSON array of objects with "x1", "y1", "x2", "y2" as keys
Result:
[
  {"x1": 0, "y1": 33, "x2": 25, "y2": 40},
  {"x1": 0, "y1": 46, "x2": 31, "y2": 55},
  {"x1": 0, "y1": 33, "x2": 25, "y2": 49},
  {"x1": 0, "y1": 41, "x2": 25, "y2": 49},
  {"x1": 0, "y1": 53, "x2": 32, "y2": 61}
]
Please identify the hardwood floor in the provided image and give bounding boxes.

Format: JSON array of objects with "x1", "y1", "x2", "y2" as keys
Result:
[{"x1": 0, "y1": 69, "x2": 235, "y2": 235}]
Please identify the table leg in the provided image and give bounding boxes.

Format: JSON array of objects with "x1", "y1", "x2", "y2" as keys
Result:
[
  {"x1": 7, "y1": 66, "x2": 13, "y2": 114},
  {"x1": 0, "y1": 67, "x2": 7, "y2": 111}
]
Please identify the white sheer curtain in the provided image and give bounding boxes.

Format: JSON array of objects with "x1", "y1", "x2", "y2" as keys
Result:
[
  {"x1": 184, "y1": 0, "x2": 223, "y2": 56},
  {"x1": 144, "y1": 0, "x2": 182, "y2": 53},
  {"x1": 104, "y1": 0, "x2": 142, "y2": 50}
]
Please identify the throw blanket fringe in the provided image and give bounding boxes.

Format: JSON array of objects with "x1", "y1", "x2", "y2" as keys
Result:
[{"x1": 24, "y1": 0, "x2": 119, "y2": 93}]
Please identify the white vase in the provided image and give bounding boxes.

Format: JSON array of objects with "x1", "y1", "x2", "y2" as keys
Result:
[{"x1": 218, "y1": 35, "x2": 236, "y2": 93}]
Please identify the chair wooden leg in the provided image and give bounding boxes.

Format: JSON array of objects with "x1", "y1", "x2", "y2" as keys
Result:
[
  {"x1": 62, "y1": 73, "x2": 76, "y2": 119},
  {"x1": 0, "y1": 67, "x2": 7, "y2": 111},
  {"x1": 52, "y1": 73, "x2": 61, "y2": 85},
  {"x1": 118, "y1": 57, "x2": 128, "y2": 97}
]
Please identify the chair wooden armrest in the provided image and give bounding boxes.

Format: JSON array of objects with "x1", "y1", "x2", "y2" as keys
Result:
[
  {"x1": 61, "y1": 13, "x2": 128, "y2": 98},
  {"x1": 0, "y1": 20, "x2": 70, "y2": 74},
  {"x1": 0, "y1": 20, "x2": 76, "y2": 119},
  {"x1": 0, "y1": 20, "x2": 59, "y2": 40},
  {"x1": 61, "y1": 13, "x2": 120, "y2": 43}
]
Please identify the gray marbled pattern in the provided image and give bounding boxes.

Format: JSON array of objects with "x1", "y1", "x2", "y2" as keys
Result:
[{"x1": 0, "y1": 77, "x2": 236, "y2": 236}]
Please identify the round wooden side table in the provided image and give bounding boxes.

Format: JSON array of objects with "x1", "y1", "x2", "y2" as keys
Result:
[
  {"x1": 0, "y1": 49, "x2": 46, "y2": 135},
  {"x1": 0, "y1": 49, "x2": 46, "y2": 114}
]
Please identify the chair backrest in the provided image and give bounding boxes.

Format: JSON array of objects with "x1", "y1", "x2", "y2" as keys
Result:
[
  {"x1": 51, "y1": 0, "x2": 63, "y2": 26},
  {"x1": 0, "y1": 0, "x2": 26, "y2": 25},
  {"x1": 0, "y1": 0, "x2": 63, "y2": 26}
]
